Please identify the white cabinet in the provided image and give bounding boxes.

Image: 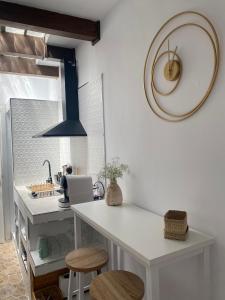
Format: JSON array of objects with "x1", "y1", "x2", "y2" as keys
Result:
[
  {"x1": 12, "y1": 190, "x2": 29, "y2": 294},
  {"x1": 13, "y1": 187, "x2": 75, "y2": 299}
]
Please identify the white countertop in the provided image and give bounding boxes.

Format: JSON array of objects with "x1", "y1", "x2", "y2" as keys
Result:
[
  {"x1": 15, "y1": 186, "x2": 74, "y2": 224},
  {"x1": 72, "y1": 200, "x2": 214, "y2": 266}
]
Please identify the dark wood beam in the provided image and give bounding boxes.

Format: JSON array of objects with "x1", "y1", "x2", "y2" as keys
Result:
[
  {"x1": 0, "y1": 55, "x2": 59, "y2": 77},
  {"x1": 0, "y1": 1, "x2": 100, "y2": 44},
  {"x1": 0, "y1": 32, "x2": 45, "y2": 58}
]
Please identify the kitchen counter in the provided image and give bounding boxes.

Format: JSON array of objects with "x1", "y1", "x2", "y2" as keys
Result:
[{"x1": 14, "y1": 185, "x2": 74, "y2": 224}]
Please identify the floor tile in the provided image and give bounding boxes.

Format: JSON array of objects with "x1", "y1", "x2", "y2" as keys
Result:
[{"x1": 0, "y1": 241, "x2": 28, "y2": 299}]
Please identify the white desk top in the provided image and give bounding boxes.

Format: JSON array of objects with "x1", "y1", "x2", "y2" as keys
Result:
[
  {"x1": 15, "y1": 186, "x2": 73, "y2": 224},
  {"x1": 72, "y1": 200, "x2": 214, "y2": 266}
]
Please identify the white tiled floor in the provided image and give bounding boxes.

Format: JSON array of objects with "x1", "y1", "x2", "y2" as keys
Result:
[
  {"x1": 0, "y1": 241, "x2": 28, "y2": 300},
  {"x1": 0, "y1": 241, "x2": 92, "y2": 300}
]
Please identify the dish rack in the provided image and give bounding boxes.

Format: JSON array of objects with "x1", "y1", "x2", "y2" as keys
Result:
[{"x1": 30, "y1": 183, "x2": 56, "y2": 198}]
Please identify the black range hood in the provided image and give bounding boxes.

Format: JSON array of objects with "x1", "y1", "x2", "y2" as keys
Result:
[{"x1": 33, "y1": 46, "x2": 87, "y2": 138}]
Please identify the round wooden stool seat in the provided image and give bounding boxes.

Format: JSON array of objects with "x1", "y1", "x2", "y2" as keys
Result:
[
  {"x1": 65, "y1": 247, "x2": 108, "y2": 273},
  {"x1": 90, "y1": 270, "x2": 145, "y2": 300}
]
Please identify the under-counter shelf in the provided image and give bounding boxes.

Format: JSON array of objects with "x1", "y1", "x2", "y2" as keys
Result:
[
  {"x1": 12, "y1": 231, "x2": 19, "y2": 250},
  {"x1": 21, "y1": 250, "x2": 28, "y2": 273},
  {"x1": 21, "y1": 226, "x2": 27, "y2": 241},
  {"x1": 29, "y1": 250, "x2": 68, "y2": 276},
  {"x1": 20, "y1": 230, "x2": 28, "y2": 252},
  {"x1": 13, "y1": 185, "x2": 77, "y2": 298}
]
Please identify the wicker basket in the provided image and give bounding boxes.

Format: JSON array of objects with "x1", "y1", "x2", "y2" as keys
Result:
[
  {"x1": 34, "y1": 285, "x2": 63, "y2": 300},
  {"x1": 164, "y1": 210, "x2": 187, "y2": 234},
  {"x1": 164, "y1": 226, "x2": 189, "y2": 241}
]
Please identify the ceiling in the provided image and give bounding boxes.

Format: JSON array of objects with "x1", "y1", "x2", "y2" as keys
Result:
[
  {"x1": 46, "y1": 35, "x2": 84, "y2": 48},
  {"x1": 3, "y1": 0, "x2": 120, "y2": 48},
  {"x1": 4, "y1": 0, "x2": 120, "y2": 20}
]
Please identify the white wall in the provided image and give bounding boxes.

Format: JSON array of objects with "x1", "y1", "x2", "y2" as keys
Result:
[
  {"x1": 70, "y1": 76, "x2": 106, "y2": 180},
  {"x1": 0, "y1": 112, "x2": 4, "y2": 243},
  {"x1": 76, "y1": 1, "x2": 225, "y2": 299},
  {"x1": 0, "y1": 74, "x2": 60, "y2": 106}
]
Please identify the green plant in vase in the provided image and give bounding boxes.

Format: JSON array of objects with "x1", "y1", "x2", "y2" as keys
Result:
[{"x1": 98, "y1": 157, "x2": 128, "y2": 206}]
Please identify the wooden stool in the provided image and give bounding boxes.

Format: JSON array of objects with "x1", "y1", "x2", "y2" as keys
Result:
[
  {"x1": 65, "y1": 247, "x2": 108, "y2": 300},
  {"x1": 90, "y1": 270, "x2": 145, "y2": 300}
]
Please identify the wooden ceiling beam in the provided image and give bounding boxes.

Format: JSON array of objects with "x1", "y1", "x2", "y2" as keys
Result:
[
  {"x1": 0, "y1": 1, "x2": 100, "y2": 44},
  {"x1": 0, "y1": 32, "x2": 45, "y2": 58},
  {"x1": 0, "y1": 55, "x2": 59, "y2": 77}
]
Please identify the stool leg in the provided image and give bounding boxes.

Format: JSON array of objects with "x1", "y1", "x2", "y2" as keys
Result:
[
  {"x1": 91, "y1": 271, "x2": 96, "y2": 280},
  {"x1": 68, "y1": 270, "x2": 74, "y2": 300},
  {"x1": 97, "y1": 269, "x2": 101, "y2": 275},
  {"x1": 78, "y1": 272, "x2": 84, "y2": 300}
]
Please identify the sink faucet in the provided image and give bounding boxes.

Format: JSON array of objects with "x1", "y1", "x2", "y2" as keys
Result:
[{"x1": 42, "y1": 160, "x2": 52, "y2": 184}]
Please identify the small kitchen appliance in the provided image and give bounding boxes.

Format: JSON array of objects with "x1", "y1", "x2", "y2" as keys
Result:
[{"x1": 58, "y1": 175, "x2": 93, "y2": 208}]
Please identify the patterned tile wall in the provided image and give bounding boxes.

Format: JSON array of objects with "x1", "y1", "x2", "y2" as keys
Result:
[{"x1": 11, "y1": 99, "x2": 60, "y2": 186}]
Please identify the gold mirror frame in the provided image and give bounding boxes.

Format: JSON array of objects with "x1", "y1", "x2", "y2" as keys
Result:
[{"x1": 144, "y1": 11, "x2": 220, "y2": 122}]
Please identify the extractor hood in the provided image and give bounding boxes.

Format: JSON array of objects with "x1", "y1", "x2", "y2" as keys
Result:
[{"x1": 33, "y1": 55, "x2": 87, "y2": 138}]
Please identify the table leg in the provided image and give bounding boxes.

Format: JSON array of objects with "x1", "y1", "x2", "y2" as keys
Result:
[
  {"x1": 106, "y1": 239, "x2": 112, "y2": 271},
  {"x1": 117, "y1": 246, "x2": 124, "y2": 269},
  {"x1": 74, "y1": 213, "x2": 82, "y2": 250},
  {"x1": 145, "y1": 266, "x2": 160, "y2": 300},
  {"x1": 109, "y1": 241, "x2": 118, "y2": 270},
  {"x1": 104, "y1": 238, "x2": 110, "y2": 271},
  {"x1": 202, "y1": 247, "x2": 211, "y2": 300},
  {"x1": 74, "y1": 214, "x2": 82, "y2": 295}
]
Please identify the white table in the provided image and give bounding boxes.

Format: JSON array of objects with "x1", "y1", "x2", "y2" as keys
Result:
[{"x1": 71, "y1": 200, "x2": 214, "y2": 300}]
